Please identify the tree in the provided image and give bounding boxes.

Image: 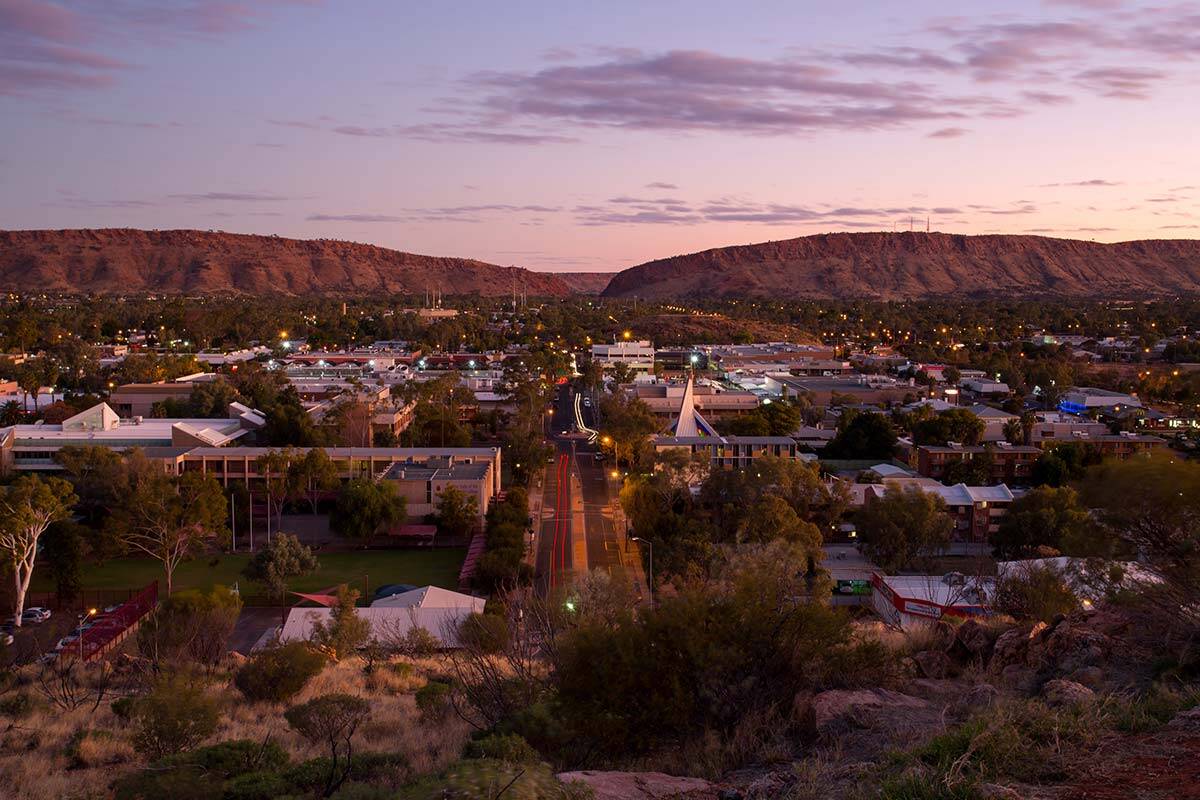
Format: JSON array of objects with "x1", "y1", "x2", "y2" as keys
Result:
[
  {"x1": 290, "y1": 447, "x2": 339, "y2": 514},
  {"x1": 132, "y1": 674, "x2": 219, "y2": 759},
  {"x1": 284, "y1": 693, "x2": 371, "y2": 797},
  {"x1": 41, "y1": 519, "x2": 86, "y2": 604},
  {"x1": 434, "y1": 485, "x2": 479, "y2": 540},
  {"x1": 1002, "y1": 418, "x2": 1024, "y2": 445},
  {"x1": 256, "y1": 448, "x2": 301, "y2": 534},
  {"x1": 55, "y1": 444, "x2": 131, "y2": 527},
  {"x1": 310, "y1": 585, "x2": 371, "y2": 661},
  {"x1": 1080, "y1": 453, "x2": 1200, "y2": 630},
  {"x1": 912, "y1": 409, "x2": 985, "y2": 447},
  {"x1": 992, "y1": 563, "x2": 1079, "y2": 623},
  {"x1": 242, "y1": 532, "x2": 318, "y2": 606},
  {"x1": 735, "y1": 494, "x2": 822, "y2": 557},
  {"x1": 137, "y1": 586, "x2": 243, "y2": 668},
  {"x1": 330, "y1": 479, "x2": 405, "y2": 546},
  {"x1": 598, "y1": 393, "x2": 659, "y2": 468},
  {"x1": 856, "y1": 485, "x2": 953, "y2": 572},
  {"x1": 992, "y1": 486, "x2": 1091, "y2": 559},
  {"x1": 0, "y1": 475, "x2": 76, "y2": 625},
  {"x1": 116, "y1": 471, "x2": 228, "y2": 593},
  {"x1": 823, "y1": 412, "x2": 897, "y2": 460}
]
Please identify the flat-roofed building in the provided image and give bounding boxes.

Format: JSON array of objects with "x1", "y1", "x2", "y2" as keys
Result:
[
  {"x1": 1058, "y1": 387, "x2": 1141, "y2": 415},
  {"x1": 627, "y1": 381, "x2": 760, "y2": 421},
  {"x1": 592, "y1": 340, "x2": 655, "y2": 373},
  {"x1": 0, "y1": 402, "x2": 264, "y2": 473},
  {"x1": 654, "y1": 435, "x2": 809, "y2": 469},
  {"x1": 108, "y1": 382, "x2": 199, "y2": 418}
]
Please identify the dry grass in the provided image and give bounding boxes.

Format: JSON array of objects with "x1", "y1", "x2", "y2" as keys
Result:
[{"x1": 0, "y1": 654, "x2": 472, "y2": 800}]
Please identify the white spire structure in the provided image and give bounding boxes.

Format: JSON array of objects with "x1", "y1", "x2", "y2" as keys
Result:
[{"x1": 670, "y1": 375, "x2": 718, "y2": 437}]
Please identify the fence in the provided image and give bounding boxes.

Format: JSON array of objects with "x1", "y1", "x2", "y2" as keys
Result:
[{"x1": 74, "y1": 581, "x2": 159, "y2": 662}]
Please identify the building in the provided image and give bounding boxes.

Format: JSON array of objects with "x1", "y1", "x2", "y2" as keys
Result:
[
  {"x1": 863, "y1": 477, "x2": 1014, "y2": 546},
  {"x1": 591, "y1": 340, "x2": 656, "y2": 374},
  {"x1": 915, "y1": 443, "x2": 1040, "y2": 483},
  {"x1": 706, "y1": 342, "x2": 837, "y2": 373},
  {"x1": 761, "y1": 374, "x2": 914, "y2": 407},
  {"x1": 108, "y1": 381, "x2": 201, "y2": 417},
  {"x1": 153, "y1": 444, "x2": 502, "y2": 499},
  {"x1": 654, "y1": 348, "x2": 709, "y2": 373},
  {"x1": 278, "y1": 585, "x2": 483, "y2": 649},
  {"x1": 379, "y1": 458, "x2": 495, "y2": 519},
  {"x1": 0, "y1": 402, "x2": 264, "y2": 473},
  {"x1": 870, "y1": 572, "x2": 992, "y2": 629},
  {"x1": 967, "y1": 404, "x2": 1018, "y2": 442},
  {"x1": 654, "y1": 435, "x2": 808, "y2": 469},
  {"x1": 1058, "y1": 387, "x2": 1141, "y2": 415},
  {"x1": 627, "y1": 381, "x2": 759, "y2": 422},
  {"x1": 1039, "y1": 431, "x2": 1166, "y2": 460},
  {"x1": 962, "y1": 378, "x2": 1010, "y2": 397}
]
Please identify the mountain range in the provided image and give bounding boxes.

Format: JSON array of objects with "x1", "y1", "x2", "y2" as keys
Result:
[
  {"x1": 0, "y1": 228, "x2": 571, "y2": 296},
  {"x1": 4, "y1": 229, "x2": 1200, "y2": 300},
  {"x1": 601, "y1": 232, "x2": 1200, "y2": 300}
]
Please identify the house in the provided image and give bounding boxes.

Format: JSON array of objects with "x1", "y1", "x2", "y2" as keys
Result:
[
  {"x1": 967, "y1": 404, "x2": 1018, "y2": 442},
  {"x1": 863, "y1": 478, "x2": 1015, "y2": 546},
  {"x1": 962, "y1": 378, "x2": 1010, "y2": 397}
]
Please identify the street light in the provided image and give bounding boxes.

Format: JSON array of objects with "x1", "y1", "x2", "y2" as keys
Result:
[
  {"x1": 78, "y1": 607, "x2": 97, "y2": 661},
  {"x1": 630, "y1": 537, "x2": 653, "y2": 608}
]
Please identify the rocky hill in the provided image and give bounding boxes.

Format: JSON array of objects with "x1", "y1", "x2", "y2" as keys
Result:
[
  {"x1": 0, "y1": 229, "x2": 573, "y2": 296},
  {"x1": 602, "y1": 232, "x2": 1200, "y2": 300}
]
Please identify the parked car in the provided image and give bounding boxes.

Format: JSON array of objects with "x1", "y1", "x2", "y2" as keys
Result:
[
  {"x1": 0, "y1": 633, "x2": 12, "y2": 647},
  {"x1": 54, "y1": 635, "x2": 79, "y2": 652},
  {"x1": 21, "y1": 608, "x2": 51, "y2": 624}
]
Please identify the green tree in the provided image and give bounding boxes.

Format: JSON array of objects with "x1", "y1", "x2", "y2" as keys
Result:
[
  {"x1": 310, "y1": 585, "x2": 371, "y2": 661},
  {"x1": 0, "y1": 474, "x2": 77, "y2": 625},
  {"x1": 115, "y1": 471, "x2": 228, "y2": 593},
  {"x1": 132, "y1": 675, "x2": 219, "y2": 759},
  {"x1": 856, "y1": 485, "x2": 953, "y2": 572},
  {"x1": 137, "y1": 586, "x2": 243, "y2": 668},
  {"x1": 911, "y1": 409, "x2": 986, "y2": 447},
  {"x1": 242, "y1": 532, "x2": 319, "y2": 605},
  {"x1": 256, "y1": 448, "x2": 301, "y2": 533},
  {"x1": 290, "y1": 447, "x2": 340, "y2": 514},
  {"x1": 41, "y1": 519, "x2": 86, "y2": 604},
  {"x1": 284, "y1": 693, "x2": 371, "y2": 797},
  {"x1": 823, "y1": 412, "x2": 898, "y2": 460},
  {"x1": 992, "y1": 486, "x2": 1092, "y2": 559},
  {"x1": 735, "y1": 494, "x2": 822, "y2": 559},
  {"x1": 330, "y1": 479, "x2": 405, "y2": 546},
  {"x1": 435, "y1": 485, "x2": 479, "y2": 540}
]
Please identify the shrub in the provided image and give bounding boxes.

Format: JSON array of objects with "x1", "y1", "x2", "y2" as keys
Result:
[
  {"x1": 1108, "y1": 684, "x2": 1200, "y2": 733},
  {"x1": 110, "y1": 695, "x2": 136, "y2": 720},
  {"x1": 395, "y1": 759, "x2": 586, "y2": 800},
  {"x1": 463, "y1": 733, "x2": 540, "y2": 763},
  {"x1": 137, "y1": 586, "x2": 243, "y2": 668},
  {"x1": 115, "y1": 739, "x2": 291, "y2": 800},
  {"x1": 0, "y1": 691, "x2": 35, "y2": 718},
  {"x1": 131, "y1": 675, "x2": 220, "y2": 759},
  {"x1": 311, "y1": 586, "x2": 371, "y2": 660},
  {"x1": 459, "y1": 612, "x2": 509, "y2": 654},
  {"x1": 415, "y1": 681, "x2": 452, "y2": 719},
  {"x1": 285, "y1": 694, "x2": 373, "y2": 797},
  {"x1": 991, "y1": 564, "x2": 1079, "y2": 623},
  {"x1": 234, "y1": 642, "x2": 327, "y2": 702}
]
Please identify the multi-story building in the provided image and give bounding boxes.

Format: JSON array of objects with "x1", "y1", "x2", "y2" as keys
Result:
[
  {"x1": 864, "y1": 478, "x2": 1015, "y2": 547},
  {"x1": 627, "y1": 381, "x2": 760, "y2": 422},
  {"x1": 915, "y1": 443, "x2": 1040, "y2": 483},
  {"x1": 653, "y1": 435, "x2": 808, "y2": 470},
  {"x1": 591, "y1": 340, "x2": 655, "y2": 374}
]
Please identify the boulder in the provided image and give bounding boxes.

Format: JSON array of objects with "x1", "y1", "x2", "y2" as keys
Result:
[
  {"x1": 811, "y1": 688, "x2": 931, "y2": 737},
  {"x1": 1168, "y1": 706, "x2": 1200, "y2": 731},
  {"x1": 1041, "y1": 679, "x2": 1095, "y2": 708},
  {"x1": 952, "y1": 619, "x2": 993, "y2": 658},
  {"x1": 990, "y1": 622, "x2": 1047, "y2": 671},
  {"x1": 1039, "y1": 621, "x2": 1110, "y2": 674},
  {"x1": 1066, "y1": 666, "x2": 1105, "y2": 690},
  {"x1": 999, "y1": 664, "x2": 1039, "y2": 695},
  {"x1": 954, "y1": 683, "x2": 1000, "y2": 714},
  {"x1": 913, "y1": 650, "x2": 953, "y2": 679},
  {"x1": 556, "y1": 771, "x2": 714, "y2": 800}
]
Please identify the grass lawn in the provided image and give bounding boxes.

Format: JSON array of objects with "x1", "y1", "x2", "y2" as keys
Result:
[{"x1": 33, "y1": 548, "x2": 466, "y2": 598}]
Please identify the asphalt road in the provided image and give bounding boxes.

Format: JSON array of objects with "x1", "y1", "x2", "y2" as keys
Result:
[{"x1": 533, "y1": 386, "x2": 627, "y2": 596}]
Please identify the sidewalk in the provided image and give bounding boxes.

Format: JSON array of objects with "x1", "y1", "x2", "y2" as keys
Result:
[
  {"x1": 524, "y1": 465, "x2": 545, "y2": 567},
  {"x1": 607, "y1": 473, "x2": 650, "y2": 605}
]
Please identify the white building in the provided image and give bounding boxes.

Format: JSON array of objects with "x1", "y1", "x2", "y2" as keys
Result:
[{"x1": 591, "y1": 340, "x2": 655, "y2": 374}]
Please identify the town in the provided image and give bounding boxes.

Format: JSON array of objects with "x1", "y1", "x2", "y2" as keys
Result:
[{"x1": 0, "y1": 292, "x2": 1196, "y2": 798}]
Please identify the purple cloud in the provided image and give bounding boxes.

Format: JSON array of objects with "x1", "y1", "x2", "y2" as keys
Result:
[
  {"x1": 928, "y1": 127, "x2": 969, "y2": 138},
  {"x1": 1039, "y1": 179, "x2": 1122, "y2": 187},
  {"x1": 168, "y1": 192, "x2": 288, "y2": 202}
]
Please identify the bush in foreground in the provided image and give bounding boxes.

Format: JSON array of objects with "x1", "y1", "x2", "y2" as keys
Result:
[{"x1": 234, "y1": 642, "x2": 327, "y2": 702}]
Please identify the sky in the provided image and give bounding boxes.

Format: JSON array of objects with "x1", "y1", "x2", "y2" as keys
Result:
[{"x1": 2, "y1": 0, "x2": 1200, "y2": 273}]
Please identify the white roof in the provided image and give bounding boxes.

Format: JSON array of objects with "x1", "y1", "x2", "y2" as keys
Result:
[
  {"x1": 967, "y1": 404, "x2": 1017, "y2": 420},
  {"x1": 370, "y1": 586, "x2": 486, "y2": 611},
  {"x1": 870, "y1": 463, "x2": 913, "y2": 478},
  {"x1": 929, "y1": 483, "x2": 1015, "y2": 506}
]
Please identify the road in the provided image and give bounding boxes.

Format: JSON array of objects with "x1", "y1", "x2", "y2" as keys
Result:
[{"x1": 534, "y1": 385, "x2": 633, "y2": 597}]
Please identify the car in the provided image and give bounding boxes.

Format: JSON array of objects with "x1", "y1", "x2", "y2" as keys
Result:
[
  {"x1": 21, "y1": 607, "x2": 51, "y2": 624},
  {"x1": 0, "y1": 633, "x2": 12, "y2": 647},
  {"x1": 54, "y1": 635, "x2": 79, "y2": 651},
  {"x1": 593, "y1": 452, "x2": 606, "y2": 461}
]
